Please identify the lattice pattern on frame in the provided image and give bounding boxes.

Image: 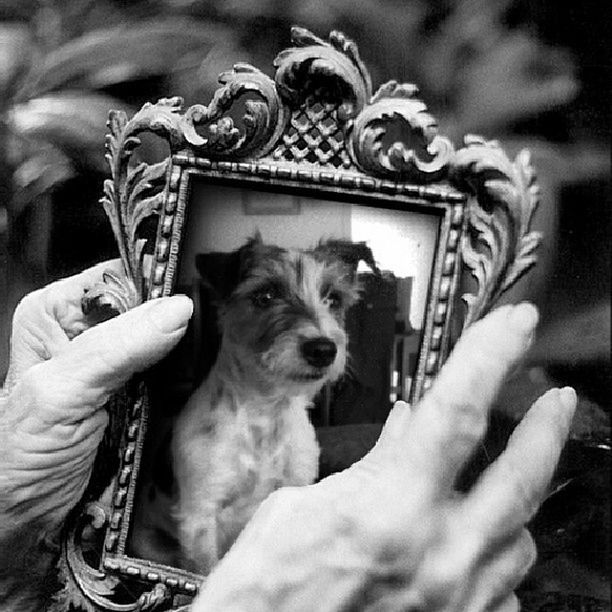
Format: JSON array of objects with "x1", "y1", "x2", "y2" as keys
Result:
[{"x1": 272, "y1": 90, "x2": 354, "y2": 169}]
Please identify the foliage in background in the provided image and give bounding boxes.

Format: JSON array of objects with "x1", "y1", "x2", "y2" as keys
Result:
[
  {"x1": 0, "y1": 0, "x2": 591, "y2": 231},
  {"x1": 0, "y1": 0, "x2": 608, "y2": 388},
  {"x1": 0, "y1": 0, "x2": 586, "y2": 220},
  {"x1": 178, "y1": 0, "x2": 579, "y2": 140},
  {"x1": 0, "y1": 0, "x2": 240, "y2": 223}
]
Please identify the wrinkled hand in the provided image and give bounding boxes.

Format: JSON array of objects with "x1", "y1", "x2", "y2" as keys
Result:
[
  {"x1": 194, "y1": 304, "x2": 576, "y2": 612},
  {"x1": 0, "y1": 261, "x2": 193, "y2": 537}
]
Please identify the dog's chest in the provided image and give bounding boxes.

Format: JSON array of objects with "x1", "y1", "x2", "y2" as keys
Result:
[
  {"x1": 209, "y1": 398, "x2": 319, "y2": 547},
  {"x1": 219, "y1": 399, "x2": 318, "y2": 493}
]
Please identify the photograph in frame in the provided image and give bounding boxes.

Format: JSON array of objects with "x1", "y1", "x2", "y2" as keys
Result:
[{"x1": 126, "y1": 179, "x2": 442, "y2": 574}]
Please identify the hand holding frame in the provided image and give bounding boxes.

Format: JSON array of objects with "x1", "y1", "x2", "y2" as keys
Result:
[
  {"x1": 192, "y1": 304, "x2": 576, "y2": 612},
  {"x1": 0, "y1": 261, "x2": 193, "y2": 609}
]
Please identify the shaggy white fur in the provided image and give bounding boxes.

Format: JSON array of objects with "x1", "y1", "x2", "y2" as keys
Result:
[{"x1": 173, "y1": 238, "x2": 359, "y2": 574}]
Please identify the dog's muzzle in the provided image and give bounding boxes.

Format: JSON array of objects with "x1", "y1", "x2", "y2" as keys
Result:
[{"x1": 301, "y1": 337, "x2": 337, "y2": 368}]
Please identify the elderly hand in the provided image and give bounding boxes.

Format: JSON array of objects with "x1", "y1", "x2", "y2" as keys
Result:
[
  {"x1": 193, "y1": 304, "x2": 576, "y2": 612},
  {"x1": 0, "y1": 261, "x2": 193, "y2": 608},
  {"x1": 0, "y1": 261, "x2": 576, "y2": 612}
]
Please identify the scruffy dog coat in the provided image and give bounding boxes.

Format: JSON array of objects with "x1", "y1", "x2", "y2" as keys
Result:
[{"x1": 173, "y1": 236, "x2": 360, "y2": 573}]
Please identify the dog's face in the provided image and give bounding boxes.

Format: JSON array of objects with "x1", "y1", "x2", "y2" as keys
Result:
[{"x1": 214, "y1": 236, "x2": 360, "y2": 392}]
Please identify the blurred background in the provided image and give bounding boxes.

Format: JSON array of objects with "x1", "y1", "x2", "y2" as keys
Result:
[{"x1": 0, "y1": 0, "x2": 609, "y2": 607}]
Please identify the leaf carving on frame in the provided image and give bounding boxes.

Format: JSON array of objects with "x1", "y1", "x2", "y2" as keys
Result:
[
  {"x1": 347, "y1": 80, "x2": 455, "y2": 182},
  {"x1": 450, "y1": 135, "x2": 542, "y2": 326},
  {"x1": 83, "y1": 97, "x2": 183, "y2": 319},
  {"x1": 65, "y1": 26, "x2": 547, "y2": 611},
  {"x1": 52, "y1": 499, "x2": 173, "y2": 611},
  {"x1": 274, "y1": 26, "x2": 372, "y2": 122},
  {"x1": 181, "y1": 63, "x2": 288, "y2": 159},
  {"x1": 50, "y1": 503, "x2": 121, "y2": 612}
]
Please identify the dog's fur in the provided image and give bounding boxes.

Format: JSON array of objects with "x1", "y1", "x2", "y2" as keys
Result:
[{"x1": 173, "y1": 236, "x2": 360, "y2": 573}]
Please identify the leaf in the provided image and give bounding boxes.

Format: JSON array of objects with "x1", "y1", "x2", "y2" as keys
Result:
[
  {"x1": 9, "y1": 92, "x2": 131, "y2": 172},
  {"x1": 124, "y1": 160, "x2": 167, "y2": 244},
  {"x1": 529, "y1": 301, "x2": 611, "y2": 364},
  {"x1": 17, "y1": 19, "x2": 233, "y2": 100},
  {"x1": 10, "y1": 143, "x2": 75, "y2": 215},
  {"x1": 82, "y1": 269, "x2": 138, "y2": 320},
  {"x1": 0, "y1": 0, "x2": 41, "y2": 22},
  {"x1": 451, "y1": 137, "x2": 542, "y2": 325},
  {"x1": 371, "y1": 80, "x2": 419, "y2": 104},
  {"x1": 291, "y1": 26, "x2": 326, "y2": 48},
  {"x1": 452, "y1": 32, "x2": 578, "y2": 134},
  {"x1": 0, "y1": 23, "x2": 33, "y2": 99}
]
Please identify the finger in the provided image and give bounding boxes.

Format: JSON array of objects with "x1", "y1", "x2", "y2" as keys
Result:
[
  {"x1": 459, "y1": 529, "x2": 535, "y2": 611},
  {"x1": 463, "y1": 386, "x2": 576, "y2": 540},
  {"x1": 16, "y1": 259, "x2": 124, "y2": 336},
  {"x1": 363, "y1": 401, "x2": 412, "y2": 464},
  {"x1": 402, "y1": 304, "x2": 539, "y2": 495},
  {"x1": 16, "y1": 295, "x2": 193, "y2": 420},
  {"x1": 5, "y1": 260, "x2": 125, "y2": 389}
]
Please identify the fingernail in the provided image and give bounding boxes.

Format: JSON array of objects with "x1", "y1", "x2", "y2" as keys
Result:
[
  {"x1": 559, "y1": 386, "x2": 577, "y2": 411},
  {"x1": 508, "y1": 302, "x2": 539, "y2": 335},
  {"x1": 148, "y1": 295, "x2": 193, "y2": 333}
]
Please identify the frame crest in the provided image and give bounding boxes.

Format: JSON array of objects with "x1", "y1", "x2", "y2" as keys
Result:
[{"x1": 55, "y1": 27, "x2": 542, "y2": 611}]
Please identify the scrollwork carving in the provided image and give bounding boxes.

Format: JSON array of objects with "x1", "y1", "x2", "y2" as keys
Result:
[
  {"x1": 450, "y1": 135, "x2": 542, "y2": 326},
  {"x1": 52, "y1": 501, "x2": 173, "y2": 611},
  {"x1": 83, "y1": 98, "x2": 185, "y2": 318},
  {"x1": 271, "y1": 27, "x2": 454, "y2": 181},
  {"x1": 274, "y1": 26, "x2": 371, "y2": 120},
  {"x1": 68, "y1": 26, "x2": 545, "y2": 612},
  {"x1": 51, "y1": 503, "x2": 122, "y2": 611},
  {"x1": 347, "y1": 80, "x2": 455, "y2": 181},
  {"x1": 181, "y1": 63, "x2": 288, "y2": 159}
]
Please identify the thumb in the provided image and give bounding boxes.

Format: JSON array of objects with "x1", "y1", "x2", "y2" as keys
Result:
[{"x1": 27, "y1": 295, "x2": 193, "y2": 413}]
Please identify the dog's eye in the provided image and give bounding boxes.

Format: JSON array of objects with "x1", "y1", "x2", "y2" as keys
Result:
[
  {"x1": 251, "y1": 288, "x2": 276, "y2": 308},
  {"x1": 325, "y1": 291, "x2": 343, "y2": 311}
]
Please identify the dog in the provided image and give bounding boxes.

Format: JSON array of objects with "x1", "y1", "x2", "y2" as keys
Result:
[{"x1": 172, "y1": 234, "x2": 361, "y2": 574}]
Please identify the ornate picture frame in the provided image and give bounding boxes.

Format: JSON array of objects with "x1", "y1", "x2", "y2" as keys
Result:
[{"x1": 53, "y1": 27, "x2": 541, "y2": 612}]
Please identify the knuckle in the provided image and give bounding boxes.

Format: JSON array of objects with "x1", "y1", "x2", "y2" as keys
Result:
[
  {"x1": 487, "y1": 452, "x2": 534, "y2": 518},
  {"x1": 499, "y1": 457, "x2": 539, "y2": 517},
  {"x1": 465, "y1": 526, "x2": 491, "y2": 561},
  {"x1": 263, "y1": 486, "x2": 304, "y2": 511},
  {"x1": 453, "y1": 401, "x2": 488, "y2": 442},
  {"x1": 18, "y1": 361, "x2": 82, "y2": 413},
  {"x1": 255, "y1": 487, "x2": 312, "y2": 529},
  {"x1": 76, "y1": 320, "x2": 134, "y2": 376},
  {"x1": 12, "y1": 289, "x2": 45, "y2": 326},
  {"x1": 18, "y1": 362, "x2": 53, "y2": 403},
  {"x1": 424, "y1": 552, "x2": 472, "y2": 598},
  {"x1": 434, "y1": 401, "x2": 487, "y2": 451},
  {"x1": 424, "y1": 387, "x2": 488, "y2": 443}
]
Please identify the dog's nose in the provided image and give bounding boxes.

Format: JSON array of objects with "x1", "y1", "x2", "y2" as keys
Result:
[{"x1": 301, "y1": 337, "x2": 337, "y2": 368}]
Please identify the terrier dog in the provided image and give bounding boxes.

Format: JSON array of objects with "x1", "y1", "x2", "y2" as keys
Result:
[{"x1": 172, "y1": 235, "x2": 360, "y2": 574}]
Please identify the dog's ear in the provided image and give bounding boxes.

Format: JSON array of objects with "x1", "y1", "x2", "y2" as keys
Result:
[
  {"x1": 314, "y1": 239, "x2": 381, "y2": 277},
  {"x1": 249, "y1": 229, "x2": 263, "y2": 245},
  {"x1": 236, "y1": 231, "x2": 263, "y2": 271},
  {"x1": 195, "y1": 251, "x2": 243, "y2": 301},
  {"x1": 235, "y1": 232, "x2": 265, "y2": 277},
  {"x1": 195, "y1": 235, "x2": 263, "y2": 301}
]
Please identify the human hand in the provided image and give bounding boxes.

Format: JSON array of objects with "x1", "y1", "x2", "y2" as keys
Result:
[
  {"x1": 193, "y1": 304, "x2": 576, "y2": 612},
  {"x1": 0, "y1": 262, "x2": 192, "y2": 587}
]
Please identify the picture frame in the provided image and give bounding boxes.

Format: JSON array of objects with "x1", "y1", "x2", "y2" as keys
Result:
[{"x1": 54, "y1": 27, "x2": 542, "y2": 611}]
